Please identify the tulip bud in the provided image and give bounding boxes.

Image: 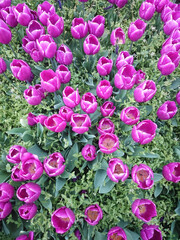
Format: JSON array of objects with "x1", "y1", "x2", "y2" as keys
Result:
[
  {"x1": 37, "y1": 34, "x2": 57, "y2": 59},
  {"x1": 59, "y1": 106, "x2": 74, "y2": 122},
  {"x1": 0, "y1": 201, "x2": 12, "y2": 220},
  {"x1": 163, "y1": 162, "x2": 180, "y2": 183},
  {"x1": 107, "y1": 158, "x2": 129, "y2": 182},
  {"x1": 13, "y1": 3, "x2": 32, "y2": 26},
  {"x1": 56, "y1": 44, "x2": 73, "y2": 65},
  {"x1": 80, "y1": 92, "x2": 98, "y2": 114},
  {"x1": 134, "y1": 80, "x2": 157, "y2": 103},
  {"x1": 120, "y1": 106, "x2": 140, "y2": 125},
  {"x1": 17, "y1": 183, "x2": 41, "y2": 203},
  {"x1": 140, "y1": 224, "x2": 162, "y2": 240},
  {"x1": 18, "y1": 203, "x2": 37, "y2": 220},
  {"x1": 99, "y1": 133, "x2": 119, "y2": 154},
  {"x1": 71, "y1": 17, "x2": 88, "y2": 39},
  {"x1": 26, "y1": 20, "x2": 45, "y2": 40},
  {"x1": 0, "y1": 0, "x2": 11, "y2": 9},
  {"x1": 96, "y1": 56, "x2": 113, "y2": 76},
  {"x1": 116, "y1": 51, "x2": 134, "y2": 70},
  {"x1": 6, "y1": 145, "x2": 27, "y2": 164},
  {"x1": 97, "y1": 118, "x2": 115, "y2": 135},
  {"x1": 84, "y1": 204, "x2": 103, "y2": 226},
  {"x1": 139, "y1": 1, "x2": 155, "y2": 21},
  {"x1": 81, "y1": 144, "x2": 97, "y2": 161},
  {"x1": 44, "y1": 114, "x2": 67, "y2": 132},
  {"x1": 157, "y1": 101, "x2": 177, "y2": 120},
  {"x1": 176, "y1": 90, "x2": 180, "y2": 105},
  {"x1": 83, "y1": 34, "x2": 100, "y2": 55},
  {"x1": 24, "y1": 86, "x2": 42, "y2": 105},
  {"x1": 0, "y1": 18, "x2": 12, "y2": 44},
  {"x1": 70, "y1": 113, "x2": 91, "y2": 134},
  {"x1": 40, "y1": 69, "x2": 60, "y2": 92},
  {"x1": 27, "y1": 112, "x2": 37, "y2": 126},
  {"x1": 74, "y1": 229, "x2": 81, "y2": 240},
  {"x1": 133, "y1": 69, "x2": 146, "y2": 85},
  {"x1": 96, "y1": 80, "x2": 113, "y2": 99},
  {"x1": 128, "y1": 19, "x2": 147, "y2": 42},
  {"x1": 155, "y1": 0, "x2": 169, "y2": 13},
  {"x1": 11, "y1": 164, "x2": 24, "y2": 182},
  {"x1": 115, "y1": 0, "x2": 128, "y2": 8},
  {"x1": 56, "y1": 65, "x2": 71, "y2": 84},
  {"x1": 110, "y1": 27, "x2": 125, "y2": 45},
  {"x1": 107, "y1": 226, "x2": 127, "y2": 240},
  {"x1": 16, "y1": 231, "x2": 34, "y2": 240},
  {"x1": 10, "y1": 59, "x2": 33, "y2": 82},
  {"x1": 163, "y1": 12, "x2": 180, "y2": 36},
  {"x1": 37, "y1": 1, "x2": 55, "y2": 26},
  {"x1": 1, "y1": 6, "x2": 18, "y2": 27},
  {"x1": 34, "y1": 114, "x2": 47, "y2": 126},
  {"x1": 0, "y1": 183, "x2": 14, "y2": 202},
  {"x1": 47, "y1": 14, "x2": 64, "y2": 38},
  {"x1": 158, "y1": 51, "x2": 180, "y2": 75},
  {"x1": 0, "y1": 57, "x2": 7, "y2": 74},
  {"x1": 63, "y1": 86, "x2": 81, "y2": 108},
  {"x1": 100, "y1": 101, "x2": 116, "y2": 117},
  {"x1": 88, "y1": 15, "x2": 105, "y2": 38}
]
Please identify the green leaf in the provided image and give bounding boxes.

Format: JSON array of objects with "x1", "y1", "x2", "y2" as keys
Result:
[
  {"x1": 139, "y1": 153, "x2": 160, "y2": 158},
  {"x1": 60, "y1": 170, "x2": 71, "y2": 179},
  {"x1": 112, "y1": 149, "x2": 124, "y2": 158},
  {"x1": 175, "y1": 201, "x2": 180, "y2": 215},
  {"x1": 154, "y1": 183, "x2": 163, "y2": 198},
  {"x1": 6, "y1": 128, "x2": 27, "y2": 135},
  {"x1": 99, "y1": 178, "x2": 116, "y2": 194},
  {"x1": 37, "y1": 123, "x2": 44, "y2": 138},
  {"x1": 124, "y1": 229, "x2": 140, "y2": 240},
  {"x1": 66, "y1": 142, "x2": 79, "y2": 172},
  {"x1": 55, "y1": 177, "x2": 66, "y2": 197},
  {"x1": 0, "y1": 172, "x2": 10, "y2": 183},
  {"x1": 153, "y1": 173, "x2": 163, "y2": 182},
  {"x1": 28, "y1": 144, "x2": 47, "y2": 160},
  {"x1": 117, "y1": 219, "x2": 129, "y2": 228},
  {"x1": 174, "y1": 147, "x2": 180, "y2": 157},
  {"x1": 94, "y1": 232, "x2": 106, "y2": 240},
  {"x1": 170, "y1": 78, "x2": 180, "y2": 89},
  {"x1": 39, "y1": 194, "x2": 52, "y2": 210},
  {"x1": 94, "y1": 169, "x2": 107, "y2": 189}
]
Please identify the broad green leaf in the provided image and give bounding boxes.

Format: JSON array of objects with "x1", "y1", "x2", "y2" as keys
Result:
[
  {"x1": 112, "y1": 149, "x2": 124, "y2": 158},
  {"x1": 94, "y1": 231, "x2": 106, "y2": 240},
  {"x1": 94, "y1": 169, "x2": 107, "y2": 189},
  {"x1": 139, "y1": 153, "x2": 160, "y2": 158},
  {"x1": 175, "y1": 201, "x2": 180, "y2": 215},
  {"x1": 66, "y1": 142, "x2": 79, "y2": 172},
  {"x1": 99, "y1": 178, "x2": 116, "y2": 194},
  {"x1": 153, "y1": 173, "x2": 163, "y2": 182},
  {"x1": 6, "y1": 128, "x2": 27, "y2": 135},
  {"x1": 154, "y1": 183, "x2": 163, "y2": 198},
  {"x1": 124, "y1": 229, "x2": 140, "y2": 240},
  {"x1": 28, "y1": 144, "x2": 47, "y2": 160},
  {"x1": 39, "y1": 194, "x2": 52, "y2": 210},
  {"x1": 170, "y1": 78, "x2": 180, "y2": 89},
  {"x1": 0, "y1": 172, "x2": 10, "y2": 182},
  {"x1": 55, "y1": 177, "x2": 66, "y2": 197}
]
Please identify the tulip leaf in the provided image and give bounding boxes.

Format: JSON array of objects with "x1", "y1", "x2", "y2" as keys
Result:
[
  {"x1": 0, "y1": 172, "x2": 10, "y2": 183},
  {"x1": 94, "y1": 169, "x2": 107, "y2": 189},
  {"x1": 66, "y1": 142, "x2": 79, "y2": 172},
  {"x1": 28, "y1": 144, "x2": 47, "y2": 160},
  {"x1": 99, "y1": 177, "x2": 116, "y2": 194},
  {"x1": 175, "y1": 201, "x2": 180, "y2": 215},
  {"x1": 154, "y1": 183, "x2": 163, "y2": 198},
  {"x1": 170, "y1": 78, "x2": 180, "y2": 90},
  {"x1": 37, "y1": 123, "x2": 44, "y2": 138},
  {"x1": 139, "y1": 153, "x2": 160, "y2": 158},
  {"x1": 94, "y1": 231, "x2": 106, "y2": 240},
  {"x1": 39, "y1": 194, "x2": 52, "y2": 210},
  {"x1": 174, "y1": 146, "x2": 180, "y2": 158},
  {"x1": 124, "y1": 229, "x2": 140, "y2": 240},
  {"x1": 6, "y1": 128, "x2": 27, "y2": 135},
  {"x1": 153, "y1": 173, "x2": 163, "y2": 182},
  {"x1": 55, "y1": 177, "x2": 66, "y2": 197},
  {"x1": 112, "y1": 149, "x2": 124, "y2": 157}
]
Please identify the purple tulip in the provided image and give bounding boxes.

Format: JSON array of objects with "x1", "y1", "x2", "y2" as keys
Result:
[
  {"x1": 128, "y1": 19, "x2": 147, "y2": 42},
  {"x1": 132, "y1": 164, "x2": 154, "y2": 189},
  {"x1": 13, "y1": 3, "x2": 32, "y2": 26},
  {"x1": 132, "y1": 199, "x2": 157, "y2": 222},
  {"x1": 22, "y1": 36, "x2": 37, "y2": 53},
  {"x1": 88, "y1": 15, "x2": 105, "y2": 38},
  {"x1": 100, "y1": 101, "x2": 116, "y2": 117},
  {"x1": 34, "y1": 114, "x2": 48, "y2": 126},
  {"x1": 47, "y1": 14, "x2": 64, "y2": 38},
  {"x1": 63, "y1": 86, "x2": 81, "y2": 108},
  {"x1": 44, "y1": 114, "x2": 67, "y2": 132},
  {"x1": 116, "y1": 51, "x2": 134, "y2": 70},
  {"x1": 27, "y1": 112, "x2": 37, "y2": 126},
  {"x1": 161, "y1": 2, "x2": 177, "y2": 22},
  {"x1": 10, "y1": 59, "x2": 33, "y2": 82},
  {"x1": 0, "y1": 201, "x2": 12, "y2": 220},
  {"x1": 120, "y1": 106, "x2": 140, "y2": 125},
  {"x1": 140, "y1": 224, "x2": 162, "y2": 240},
  {"x1": 18, "y1": 203, "x2": 37, "y2": 220},
  {"x1": 134, "y1": 69, "x2": 146, "y2": 85},
  {"x1": 115, "y1": 0, "x2": 128, "y2": 8},
  {"x1": 1, "y1": 6, "x2": 18, "y2": 27},
  {"x1": 17, "y1": 183, "x2": 41, "y2": 203},
  {"x1": 96, "y1": 56, "x2": 113, "y2": 76},
  {"x1": 161, "y1": 35, "x2": 180, "y2": 55},
  {"x1": 110, "y1": 27, "x2": 125, "y2": 45},
  {"x1": 74, "y1": 229, "x2": 81, "y2": 240},
  {"x1": 0, "y1": 57, "x2": 7, "y2": 74},
  {"x1": 84, "y1": 204, "x2": 103, "y2": 226},
  {"x1": 139, "y1": 1, "x2": 155, "y2": 21},
  {"x1": 80, "y1": 92, "x2": 98, "y2": 114},
  {"x1": 26, "y1": 20, "x2": 45, "y2": 41},
  {"x1": 163, "y1": 11, "x2": 180, "y2": 36},
  {"x1": 132, "y1": 119, "x2": 157, "y2": 145},
  {"x1": 155, "y1": 0, "x2": 169, "y2": 13},
  {"x1": 34, "y1": 84, "x2": 46, "y2": 99},
  {"x1": 40, "y1": 69, "x2": 60, "y2": 92},
  {"x1": 107, "y1": 226, "x2": 127, "y2": 240},
  {"x1": 0, "y1": 183, "x2": 14, "y2": 202},
  {"x1": 37, "y1": 1, "x2": 55, "y2": 26},
  {"x1": 6, "y1": 145, "x2": 27, "y2": 164},
  {"x1": 134, "y1": 80, "x2": 157, "y2": 103},
  {"x1": 51, "y1": 207, "x2": 75, "y2": 234},
  {"x1": 157, "y1": 101, "x2": 177, "y2": 120},
  {"x1": 71, "y1": 17, "x2": 88, "y2": 39},
  {"x1": 70, "y1": 113, "x2": 91, "y2": 134},
  {"x1": 56, "y1": 65, "x2": 71, "y2": 84},
  {"x1": 24, "y1": 86, "x2": 42, "y2": 105},
  {"x1": 37, "y1": 34, "x2": 57, "y2": 59},
  {"x1": 11, "y1": 164, "x2": 24, "y2": 182},
  {"x1": 163, "y1": 162, "x2": 180, "y2": 183},
  {"x1": 96, "y1": 80, "x2": 113, "y2": 99},
  {"x1": 0, "y1": 0, "x2": 11, "y2": 9},
  {"x1": 59, "y1": 106, "x2": 74, "y2": 122},
  {"x1": 16, "y1": 231, "x2": 34, "y2": 240},
  {"x1": 56, "y1": 44, "x2": 73, "y2": 65},
  {"x1": 97, "y1": 118, "x2": 115, "y2": 135},
  {"x1": 0, "y1": 19, "x2": 12, "y2": 44},
  {"x1": 114, "y1": 64, "x2": 136, "y2": 90},
  {"x1": 43, "y1": 152, "x2": 65, "y2": 177},
  {"x1": 176, "y1": 90, "x2": 180, "y2": 105},
  {"x1": 83, "y1": 34, "x2": 100, "y2": 55},
  {"x1": 81, "y1": 144, "x2": 97, "y2": 161},
  {"x1": 79, "y1": 0, "x2": 88, "y2": 2},
  {"x1": 99, "y1": 133, "x2": 119, "y2": 154},
  {"x1": 107, "y1": 158, "x2": 129, "y2": 183}
]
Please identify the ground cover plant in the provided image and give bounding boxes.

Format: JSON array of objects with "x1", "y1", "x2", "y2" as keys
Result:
[{"x1": 0, "y1": 0, "x2": 180, "y2": 239}]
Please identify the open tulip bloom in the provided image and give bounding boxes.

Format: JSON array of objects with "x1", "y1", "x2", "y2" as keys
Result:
[
  {"x1": 0, "y1": 183, "x2": 14, "y2": 202},
  {"x1": 120, "y1": 106, "x2": 140, "y2": 125},
  {"x1": 116, "y1": 51, "x2": 134, "y2": 70},
  {"x1": 162, "y1": 162, "x2": 180, "y2": 183},
  {"x1": 110, "y1": 27, "x2": 125, "y2": 45},
  {"x1": 134, "y1": 80, "x2": 157, "y2": 103},
  {"x1": 97, "y1": 118, "x2": 115, "y2": 135},
  {"x1": 70, "y1": 113, "x2": 91, "y2": 134},
  {"x1": 99, "y1": 133, "x2": 119, "y2": 154},
  {"x1": 157, "y1": 101, "x2": 178, "y2": 120},
  {"x1": 107, "y1": 226, "x2": 127, "y2": 240},
  {"x1": 81, "y1": 144, "x2": 97, "y2": 161},
  {"x1": 16, "y1": 231, "x2": 34, "y2": 240},
  {"x1": 128, "y1": 19, "x2": 147, "y2": 42},
  {"x1": 17, "y1": 182, "x2": 41, "y2": 203},
  {"x1": 84, "y1": 204, "x2": 103, "y2": 226},
  {"x1": 140, "y1": 224, "x2": 162, "y2": 240}
]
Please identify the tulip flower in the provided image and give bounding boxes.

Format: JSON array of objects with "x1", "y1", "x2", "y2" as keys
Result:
[
  {"x1": 107, "y1": 158, "x2": 129, "y2": 183},
  {"x1": 0, "y1": 201, "x2": 12, "y2": 220},
  {"x1": 26, "y1": 20, "x2": 45, "y2": 40},
  {"x1": 96, "y1": 80, "x2": 113, "y2": 99},
  {"x1": 116, "y1": 51, "x2": 134, "y2": 70},
  {"x1": 110, "y1": 27, "x2": 125, "y2": 45},
  {"x1": 131, "y1": 199, "x2": 157, "y2": 222},
  {"x1": 157, "y1": 101, "x2": 177, "y2": 120},
  {"x1": 176, "y1": 90, "x2": 180, "y2": 105},
  {"x1": 0, "y1": 19, "x2": 12, "y2": 44},
  {"x1": 133, "y1": 69, "x2": 146, "y2": 85},
  {"x1": 161, "y1": 36, "x2": 180, "y2": 55},
  {"x1": 40, "y1": 69, "x2": 60, "y2": 92},
  {"x1": 71, "y1": 17, "x2": 88, "y2": 39},
  {"x1": 51, "y1": 207, "x2": 75, "y2": 234},
  {"x1": 11, "y1": 164, "x2": 24, "y2": 182},
  {"x1": 56, "y1": 65, "x2": 71, "y2": 84},
  {"x1": 140, "y1": 224, "x2": 162, "y2": 240},
  {"x1": 97, "y1": 118, "x2": 115, "y2": 135},
  {"x1": 18, "y1": 203, "x2": 37, "y2": 220},
  {"x1": 1, "y1": 6, "x2": 18, "y2": 27},
  {"x1": 24, "y1": 86, "x2": 42, "y2": 105},
  {"x1": 99, "y1": 133, "x2": 119, "y2": 154},
  {"x1": 63, "y1": 86, "x2": 81, "y2": 108},
  {"x1": 27, "y1": 112, "x2": 37, "y2": 126},
  {"x1": 0, "y1": 57, "x2": 7, "y2": 74},
  {"x1": 162, "y1": 162, "x2": 180, "y2": 183},
  {"x1": 13, "y1": 3, "x2": 32, "y2": 26},
  {"x1": 37, "y1": 1, "x2": 55, "y2": 26},
  {"x1": 139, "y1": 1, "x2": 155, "y2": 21},
  {"x1": 132, "y1": 164, "x2": 154, "y2": 189},
  {"x1": 0, "y1": 183, "x2": 14, "y2": 202},
  {"x1": 16, "y1": 231, "x2": 34, "y2": 240},
  {"x1": 0, "y1": 0, "x2": 11, "y2": 9},
  {"x1": 161, "y1": 3, "x2": 177, "y2": 22},
  {"x1": 43, "y1": 152, "x2": 65, "y2": 177},
  {"x1": 83, "y1": 34, "x2": 100, "y2": 55},
  {"x1": 22, "y1": 37, "x2": 44, "y2": 61},
  {"x1": 100, "y1": 101, "x2": 116, "y2": 117},
  {"x1": 37, "y1": 34, "x2": 57, "y2": 59},
  {"x1": 74, "y1": 229, "x2": 81, "y2": 240},
  {"x1": 34, "y1": 84, "x2": 46, "y2": 99},
  {"x1": 81, "y1": 144, "x2": 97, "y2": 161},
  {"x1": 56, "y1": 44, "x2": 73, "y2": 65},
  {"x1": 155, "y1": 0, "x2": 170, "y2": 13},
  {"x1": 88, "y1": 15, "x2": 105, "y2": 38},
  {"x1": 79, "y1": 0, "x2": 88, "y2": 2},
  {"x1": 115, "y1": 0, "x2": 128, "y2": 8},
  {"x1": 10, "y1": 59, "x2": 33, "y2": 82},
  {"x1": 70, "y1": 113, "x2": 91, "y2": 134},
  {"x1": 96, "y1": 56, "x2": 113, "y2": 76},
  {"x1": 132, "y1": 120, "x2": 157, "y2": 145},
  {"x1": 80, "y1": 92, "x2": 98, "y2": 114},
  {"x1": 107, "y1": 226, "x2": 127, "y2": 240},
  {"x1": 47, "y1": 14, "x2": 64, "y2": 38},
  {"x1": 44, "y1": 114, "x2": 67, "y2": 132},
  {"x1": 163, "y1": 12, "x2": 180, "y2": 36},
  {"x1": 17, "y1": 183, "x2": 41, "y2": 203},
  {"x1": 59, "y1": 106, "x2": 74, "y2": 122},
  {"x1": 6, "y1": 145, "x2": 27, "y2": 164},
  {"x1": 84, "y1": 204, "x2": 103, "y2": 226},
  {"x1": 34, "y1": 114, "x2": 48, "y2": 126},
  {"x1": 128, "y1": 19, "x2": 147, "y2": 42},
  {"x1": 134, "y1": 80, "x2": 157, "y2": 103},
  {"x1": 120, "y1": 106, "x2": 140, "y2": 125}
]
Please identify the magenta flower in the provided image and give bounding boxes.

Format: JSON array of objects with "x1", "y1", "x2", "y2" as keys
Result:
[
  {"x1": 37, "y1": 34, "x2": 57, "y2": 59},
  {"x1": 59, "y1": 106, "x2": 74, "y2": 122},
  {"x1": 132, "y1": 120, "x2": 157, "y2": 145},
  {"x1": 116, "y1": 51, "x2": 134, "y2": 70},
  {"x1": 83, "y1": 34, "x2": 100, "y2": 55},
  {"x1": 88, "y1": 15, "x2": 105, "y2": 38},
  {"x1": 71, "y1": 17, "x2": 88, "y2": 39},
  {"x1": 47, "y1": 14, "x2": 64, "y2": 38},
  {"x1": 163, "y1": 162, "x2": 180, "y2": 183},
  {"x1": 74, "y1": 229, "x2": 81, "y2": 240},
  {"x1": 0, "y1": 0, "x2": 11, "y2": 9},
  {"x1": 84, "y1": 204, "x2": 103, "y2": 226},
  {"x1": 107, "y1": 158, "x2": 129, "y2": 183},
  {"x1": 132, "y1": 199, "x2": 157, "y2": 222},
  {"x1": 81, "y1": 144, "x2": 97, "y2": 161},
  {"x1": 115, "y1": 0, "x2": 128, "y2": 8},
  {"x1": 0, "y1": 19, "x2": 12, "y2": 44},
  {"x1": 134, "y1": 80, "x2": 157, "y2": 103},
  {"x1": 107, "y1": 226, "x2": 127, "y2": 240},
  {"x1": 56, "y1": 64, "x2": 71, "y2": 84},
  {"x1": 155, "y1": 0, "x2": 171, "y2": 13},
  {"x1": 161, "y1": 3, "x2": 176, "y2": 22},
  {"x1": 56, "y1": 44, "x2": 73, "y2": 65},
  {"x1": 6, "y1": 145, "x2": 27, "y2": 164},
  {"x1": 164, "y1": 12, "x2": 180, "y2": 36},
  {"x1": 27, "y1": 113, "x2": 37, "y2": 126},
  {"x1": 120, "y1": 106, "x2": 140, "y2": 125},
  {"x1": 140, "y1": 224, "x2": 162, "y2": 240},
  {"x1": 1, "y1": 6, "x2": 18, "y2": 27},
  {"x1": 110, "y1": 27, "x2": 125, "y2": 46},
  {"x1": 139, "y1": 1, "x2": 155, "y2": 21},
  {"x1": 80, "y1": 92, "x2": 98, "y2": 114},
  {"x1": 40, "y1": 69, "x2": 60, "y2": 92},
  {"x1": 44, "y1": 114, "x2": 67, "y2": 132},
  {"x1": 100, "y1": 101, "x2": 116, "y2": 117},
  {"x1": 176, "y1": 90, "x2": 180, "y2": 105},
  {"x1": 34, "y1": 114, "x2": 48, "y2": 126},
  {"x1": 16, "y1": 231, "x2": 34, "y2": 240},
  {"x1": 24, "y1": 86, "x2": 42, "y2": 105},
  {"x1": 13, "y1": 3, "x2": 32, "y2": 26},
  {"x1": 26, "y1": 20, "x2": 45, "y2": 41},
  {"x1": 18, "y1": 203, "x2": 37, "y2": 220},
  {"x1": 161, "y1": 35, "x2": 180, "y2": 55},
  {"x1": 17, "y1": 183, "x2": 41, "y2": 203},
  {"x1": 34, "y1": 84, "x2": 46, "y2": 99},
  {"x1": 157, "y1": 101, "x2": 177, "y2": 120},
  {"x1": 96, "y1": 56, "x2": 113, "y2": 76},
  {"x1": 51, "y1": 207, "x2": 75, "y2": 234},
  {"x1": 43, "y1": 152, "x2": 65, "y2": 177},
  {"x1": 158, "y1": 52, "x2": 180, "y2": 75},
  {"x1": 70, "y1": 113, "x2": 91, "y2": 134},
  {"x1": 63, "y1": 86, "x2": 81, "y2": 108},
  {"x1": 128, "y1": 19, "x2": 147, "y2": 42},
  {"x1": 96, "y1": 80, "x2": 113, "y2": 99},
  {"x1": 37, "y1": 1, "x2": 55, "y2": 26},
  {"x1": 132, "y1": 164, "x2": 154, "y2": 189},
  {"x1": 0, "y1": 202, "x2": 12, "y2": 220},
  {"x1": 11, "y1": 164, "x2": 24, "y2": 182},
  {"x1": 99, "y1": 133, "x2": 119, "y2": 154},
  {"x1": 0, "y1": 57, "x2": 7, "y2": 74},
  {"x1": 134, "y1": 69, "x2": 146, "y2": 85},
  {"x1": 97, "y1": 118, "x2": 115, "y2": 135},
  {"x1": 10, "y1": 59, "x2": 33, "y2": 82},
  {"x1": 0, "y1": 183, "x2": 14, "y2": 202}
]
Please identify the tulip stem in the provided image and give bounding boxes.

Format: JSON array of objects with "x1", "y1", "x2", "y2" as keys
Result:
[
  {"x1": 57, "y1": 0, "x2": 62, "y2": 9},
  {"x1": 8, "y1": 43, "x2": 17, "y2": 58},
  {"x1": 157, "y1": 74, "x2": 162, "y2": 82},
  {"x1": 115, "y1": 45, "x2": 119, "y2": 55},
  {"x1": 129, "y1": 41, "x2": 133, "y2": 53},
  {"x1": 50, "y1": 58, "x2": 56, "y2": 71},
  {"x1": 104, "y1": 4, "x2": 114, "y2": 10},
  {"x1": 82, "y1": 2, "x2": 85, "y2": 17}
]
